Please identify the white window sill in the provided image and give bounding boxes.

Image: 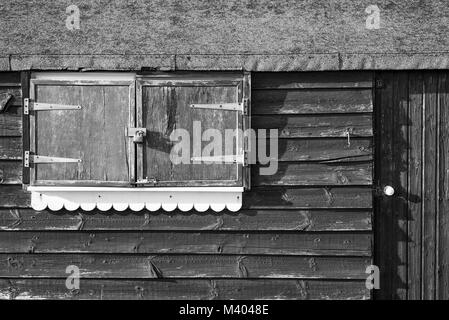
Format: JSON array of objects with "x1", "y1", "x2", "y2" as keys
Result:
[{"x1": 28, "y1": 186, "x2": 243, "y2": 212}]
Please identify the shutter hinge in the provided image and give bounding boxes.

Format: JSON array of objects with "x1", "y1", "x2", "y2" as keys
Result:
[
  {"x1": 24, "y1": 151, "x2": 82, "y2": 167},
  {"x1": 190, "y1": 99, "x2": 249, "y2": 114},
  {"x1": 24, "y1": 98, "x2": 82, "y2": 114},
  {"x1": 242, "y1": 98, "x2": 249, "y2": 116},
  {"x1": 24, "y1": 98, "x2": 29, "y2": 115}
]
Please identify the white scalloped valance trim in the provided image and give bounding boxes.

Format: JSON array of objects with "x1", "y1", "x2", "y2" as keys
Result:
[{"x1": 28, "y1": 187, "x2": 243, "y2": 212}]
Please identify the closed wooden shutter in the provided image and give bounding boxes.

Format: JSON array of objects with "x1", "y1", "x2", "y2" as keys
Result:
[
  {"x1": 136, "y1": 73, "x2": 249, "y2": 187},
  {"x1": 27, "y1": 73, "x2": 136, "y2": 186}
]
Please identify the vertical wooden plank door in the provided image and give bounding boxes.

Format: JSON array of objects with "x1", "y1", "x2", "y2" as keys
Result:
[{"x1": 376, "y1": 71, "x2": 449, "y2": 300}]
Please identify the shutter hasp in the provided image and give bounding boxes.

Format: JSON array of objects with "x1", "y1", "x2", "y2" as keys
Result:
[
  {"x1": 24, "y1": 98, "x2": 82, "y2": 114},
  {"x1": 24, "y1": 151, "x2": 82, "y2": 168},
  {"x1": 125, "y1": 127, "x2": 147, "y2": 143}
]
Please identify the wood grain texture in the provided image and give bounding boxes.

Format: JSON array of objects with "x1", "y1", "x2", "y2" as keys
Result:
[
  {"x1": 245, "y1": 187, "x2": 372, "y2": 209},
  {"x1": 0, "y1": 106, "x2": 21, "y2": 137},
  {"x1": 252, "y1": 115, "x2": 373, "y2": 138},
  {"x1": 407, "y1": 72, "x2": 423, "y2": 300},
  {"x1": 0, "y1": 87, "x2": 21, "y2": 106},
  {"x1": 253, "y1": 162, "x2": 372, "y2": 186},
  {"x1": 141, "y1": 84, "x2": 237, "y2": 184},
  {"x1": 437, "y1": 73, "x2": 449, "y2": 300},
  {"x1": 376, "y1": 71, "x2": 449, "y2": 300},
  {"x1": 375, "y1": 72, "x2": 395, "y2": 299},
  {"x1": 252, "y1": 89, "x2": 373, "y2": 114},
  {"x1": 33, "y1": 84, "x2": 131, "y2": 183},
  {"x1": 376, "y1": 72, "x2": 410, "y2": 299},
  {"x1": 0, "y1": 137, "x2": 22, "y2": 160},
  {"x1": 273, "y1": 138, "x2": 373, "y2": 162},
  {"x1": 0, "y1": 161, "x2": 22, "y2": 184},
  {"x1": 423, "y1": 74, "x2": 438, "y2": 300},
  {"x1": 0, "y1": 209, "x2": 372, "y2": 231},
  {"x1": 0, "y1": 254, "x2": 371, "y2": 279},
  {"x1": 393, "y1": 72, "x2": 409, "y2": 300},
  {"x1": 253, "y1": 72, "x2": 373, "y2": 90},
  {"x1": 0, "y1": 232, "x2": 371, "y2": 256},
  {"x1": 0, "y1": 279, "x2": 369, "y2": 300},
  {"x1": 0, "y1": 186, "x2": 30, "y2": 207},
  {"x1": 0, "y1": 71, "x2": 374, "y2": 300}
]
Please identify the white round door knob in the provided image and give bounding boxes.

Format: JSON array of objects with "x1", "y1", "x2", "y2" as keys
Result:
[{"x1": 383, "y1": 185, "x2": 395, "y2": 196}]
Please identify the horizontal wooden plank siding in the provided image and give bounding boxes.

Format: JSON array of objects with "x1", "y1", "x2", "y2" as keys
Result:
[
  {"x1": 252, "y1": 114, "x2": 373, "y2": 138},
  {"x1": 0, "y1": 279, "x2": 369, "y2": 300},
  {"x1": 0, "y1": 209, "x2": 372, "y2": 232},
  {"x1": 0, "y1": 106, "x2": 21, "y2": 137},
  {"x1": 0, "y1": 71, "x2": 373, "y2": 300},
  {"x1": 252, "y1": 89, "x2": 373, "y2": 114},
  {"x1": 0, "y1": 161, "x2": 22, "y2": 184},
  {"x1": 0, "y1": 232, "x2": 372, "y2": 256},
  {"x1": 253, "y1": 162, "x2": 372, "y2": 186},
  {"x1": 1, "y1": 254, "x2": 371, "y2": 279},
  {"x1": 0, "y1": 137, "x2": 22, "y2": 160},
  {"x1": 274, "y1": 138, "x2": 373, "y2": 162}
]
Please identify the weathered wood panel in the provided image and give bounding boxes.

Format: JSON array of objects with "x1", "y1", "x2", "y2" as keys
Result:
[
  {"x1": 253, "y1": 72, "x2": 373, "y2": 90},
  {"x1": 0, "y1": 73, "x2": 20, "y2": 84},
  {"x1": 0, "y1": 209, "x2": 372, "y2": 231},
  {"x1": 252, "y1": 89, "x2": 373, "y2": 114},
  {"x1": 376, "y1": 71, "x2": 449, "y2": 300},
  {"x1": 0, "y1": 254, "x2": 371, "y2": 279},
  {"x1": 272, "y1": 138, "x2": 373, "y2": 162},
  {"x1": 253, "y1": 162, "x2": 372, "y2": 186},
  {"x1": 438, "y1": 73, "x2": 449, "y2": 300},
  {"x1": 376, "y1": 72, "x2": 409, "y2": 299},
  {"x1": 0, "y1": 88, "x2": 22, "y2": 107},
  {"x1": 0, "y1": 232, "x2": 371, "y2": 256},
  {"x1": 0, "y1": 279, "x2": 369, "y2": 300},
  {"x1": 0, "y1": 161, "x2": 22, "y2": 184},
  {"x1": 407, "y1": 72, "x2": 423, "y2": 300},
  {"x1": 34, "y1": 84, "x2": 131, "y2": 183},
  {"x1": 422, "y1": 74, "x2": 438, "y2": 300},
  {"x1": 0, "y1": 186, "x2": 30, "y2": 207},
  {"x1": 0, "y1": 137, "x2": 22, "y2": 160},
  {"x1": 245, "y1": 187, "x2": 372, "y2": 209},
  {"x1": 252, "y1": 115, "x2": 373, "y2": 138},
  {"x1": 0, "y1": 71, "x2": 374, "y2": 300},
  {"x1": 141, "y1": 84, "x2": 237, "y2": 184},
  {"x1": 0, "y1": 106, "x2": 21, "y2": 136}
]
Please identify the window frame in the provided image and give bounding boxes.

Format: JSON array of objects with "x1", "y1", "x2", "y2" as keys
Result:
[{"x1": 23, "y1": 71, "x2": 250, "y2": 212}]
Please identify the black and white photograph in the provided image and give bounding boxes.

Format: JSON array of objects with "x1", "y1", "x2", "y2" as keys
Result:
[{"x1": 0, "y1": 0, "x2": 448, "y2": 306}]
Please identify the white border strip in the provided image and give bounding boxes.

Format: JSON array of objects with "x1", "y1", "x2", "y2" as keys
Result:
[{"x1": 29, "y1": 187, "x2": 243, "y2": 213}]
